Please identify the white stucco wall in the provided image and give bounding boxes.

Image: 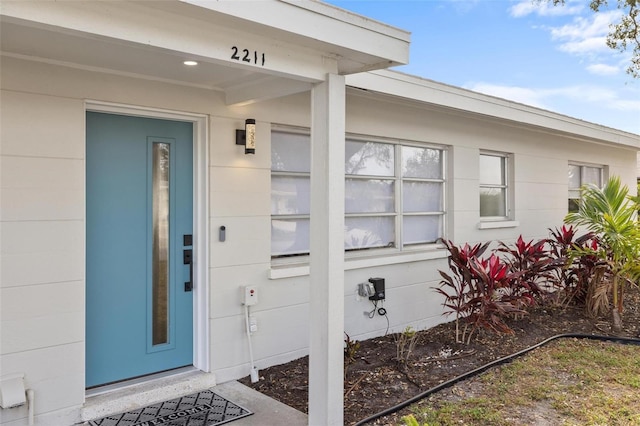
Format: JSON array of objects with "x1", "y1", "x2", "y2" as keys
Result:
[
  {"x1": 1, "y1": 56, "x2": 638, "y2": 424},
  {"x1": 0, "y1": 89, "x2": 86, "y2": 424}
]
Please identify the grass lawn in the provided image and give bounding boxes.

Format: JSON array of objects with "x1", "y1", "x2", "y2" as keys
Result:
[{"x1": 401, "y1": 338, "x2": 640, "y2": 426}]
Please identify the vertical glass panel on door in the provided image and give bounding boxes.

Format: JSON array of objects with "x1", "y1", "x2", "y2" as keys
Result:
[
  {"x1": 401, "y1": 147, "x2": 442, "y2": 179},
  {"x1": 152, "y1": 143, "x2": 170, "y2": 346}
]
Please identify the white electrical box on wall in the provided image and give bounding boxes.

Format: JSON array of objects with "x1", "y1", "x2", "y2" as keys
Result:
[{"x1": 242, "y1": 286, "x2": 258, "y2": 306}]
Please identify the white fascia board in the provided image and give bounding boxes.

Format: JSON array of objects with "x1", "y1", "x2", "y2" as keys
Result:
[
  {"x1": 347, "y1": 70, "x2": 640, "y2": 149},
  {"x1": 181, "y1": 0, "x2": 411, "y2": 73},
  {"x1": 0, "y1": 1, "x2": 338, "y2": 82}
]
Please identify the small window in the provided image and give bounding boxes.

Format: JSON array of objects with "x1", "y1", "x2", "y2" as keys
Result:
[
  {"x1": 568, "y1": 163, "x2": 603, "y2": 213},
  {"x1": 479, "y1": 152, "x2": 510, "y2": 219}
]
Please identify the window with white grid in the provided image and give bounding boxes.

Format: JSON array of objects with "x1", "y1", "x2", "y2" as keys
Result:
[{"x1": 271, "y1": 130, "x2": 446, "y2": 258}]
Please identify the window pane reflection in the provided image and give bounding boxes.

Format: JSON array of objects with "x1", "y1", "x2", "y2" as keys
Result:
[
  {"x1": 402, "y1": 146, "x2": 442, "y2": 179},
  {"x1": 403, "y1": 215, "x2": 442, "y2": 245},
  {"x1": 480, "y1": 155, "x2": 504, "y2": 185},
  {"x1": 271, "y1": 218, "x2": 310, "y2": 256},
  {"x1": 345, "y1": 179, "x2": 394, "y2": 214},
  {"x1": 403, "y1": 182, "x2": 442, "y2": 212},
  {"x1": 480, "y1": 187, "x2": 506, "y2": 217},
  {"x1": 271, "y1": 176, "x2": 311, "y2": 215},
  {"x1": 271, "y1": 131, "x2": 311, "y2": 173},
  {"x1": 583, "y1": 167, "x2": 601, "y2": 186},
  {"x1": 568, "y1": 165, "x2": 581, "y2": 189},
  {"x1": 345, "y1": 216, "x2": 394, "y2": 250},
  {"x1": 345, "y1": 140, "x2": 394, "y2": 176}
]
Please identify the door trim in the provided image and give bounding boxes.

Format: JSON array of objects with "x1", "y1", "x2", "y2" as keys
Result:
[{"x1": 85, "y1": 100, "x2": 210, "y2": 374}]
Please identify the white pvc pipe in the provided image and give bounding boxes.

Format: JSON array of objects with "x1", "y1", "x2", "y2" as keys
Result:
[
  {"x1": 244, "y1": 305, "x2": 259, "y2": 383},
  {"x1": 26, "y1": 389, "x2": 34, "y2": 426}
]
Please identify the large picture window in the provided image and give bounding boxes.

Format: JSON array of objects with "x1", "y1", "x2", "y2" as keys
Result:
[
  {"x1": 271, "y1": 130, "x2": 446, "y2": 258},
  {"x1": 479, "y1": 152, "x2": 510, "y2": 219},
  {"x1": 568, "y1": 163, "x2": 603, "y2": 213}
]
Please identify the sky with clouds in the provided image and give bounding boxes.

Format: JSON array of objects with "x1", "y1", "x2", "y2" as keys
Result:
[{"x1": 326, "y1": 0, "x2": 640, "y2": 135}]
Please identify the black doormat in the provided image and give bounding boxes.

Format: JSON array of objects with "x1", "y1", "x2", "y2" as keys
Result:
[{"x1": 88, "y1": 389, "x2": 253, "y2": 426}]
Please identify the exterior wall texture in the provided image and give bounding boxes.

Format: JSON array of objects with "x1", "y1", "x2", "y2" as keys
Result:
[
  {"x1": 1, "y1": 88, "x2": 86, "y2": 425},
  {"x1": 1, "y1": 55, "x2": 638, "y2": 424}
]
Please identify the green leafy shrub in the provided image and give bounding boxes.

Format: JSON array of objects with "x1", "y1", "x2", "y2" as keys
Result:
[
  {"x1": 565, "y1": 176, "x2": 640, "y2": 330},
  {"x1": 437, "y1": 177, "x2": 640, "y2": 340}
]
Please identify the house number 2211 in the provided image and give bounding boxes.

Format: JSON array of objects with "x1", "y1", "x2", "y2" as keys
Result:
[{"x1": 231, "y1": 46, "x2": 266, "y2": 66}]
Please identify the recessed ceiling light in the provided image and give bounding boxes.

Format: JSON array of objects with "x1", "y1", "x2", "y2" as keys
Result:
[{"x1": 183, "y1": 60, "x2": 198, "y2": 66}]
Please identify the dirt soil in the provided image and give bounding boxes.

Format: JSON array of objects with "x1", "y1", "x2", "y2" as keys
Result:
[{"x1": 239, "y1": 287, "x2": 640, "y2": 425}]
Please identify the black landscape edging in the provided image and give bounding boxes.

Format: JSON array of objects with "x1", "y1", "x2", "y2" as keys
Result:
[{"x1": 354, "y1": 333, "x2": 640, "y2": 426}]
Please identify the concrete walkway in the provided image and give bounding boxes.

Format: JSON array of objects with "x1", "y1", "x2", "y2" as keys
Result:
[
  {"x1": 81, "y1": 369, "x2": 307, "y2": 426},
  {"x1": 214, "y1": 381, "x2": 307, "y2": 426}
]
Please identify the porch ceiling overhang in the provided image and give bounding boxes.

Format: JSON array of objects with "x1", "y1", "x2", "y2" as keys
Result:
[
  {"x1": 0, "y1": 0, "x2": 410, "y2": 106},
  {"x1": 347, "y1": 70, "x2": 640, "y2": 150}
]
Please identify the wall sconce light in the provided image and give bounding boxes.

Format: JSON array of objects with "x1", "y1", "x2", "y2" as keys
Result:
[{"x1": 236, "y1": 119, "x2": 256, "y2": 155}]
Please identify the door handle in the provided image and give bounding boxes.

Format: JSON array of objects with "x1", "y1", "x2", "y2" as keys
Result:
[{"x1": 183, "y1": 249, "x2": 193, "y2": 292}]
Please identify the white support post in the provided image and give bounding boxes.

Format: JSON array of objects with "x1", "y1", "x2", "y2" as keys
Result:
[{"x1": 308, "y1": 73, "x2": 346, "y2": 426}]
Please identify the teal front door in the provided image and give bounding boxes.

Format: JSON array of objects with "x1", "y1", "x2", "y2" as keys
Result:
[{"x1": 86, "y1": 112, "x2": 194, "y2": 388}]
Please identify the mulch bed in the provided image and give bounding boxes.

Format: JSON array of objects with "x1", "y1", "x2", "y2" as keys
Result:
[{"x1": 240, "y1": 286, "x2": 640, "y2": 425}]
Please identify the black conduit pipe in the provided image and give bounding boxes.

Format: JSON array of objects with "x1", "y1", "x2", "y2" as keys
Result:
[{"x1": 354, "y1": 333, "x2": 640, "y2": 426}]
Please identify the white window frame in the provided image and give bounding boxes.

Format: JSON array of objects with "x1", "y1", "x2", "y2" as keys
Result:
[
  {"x1": 270, "y1": 127, "x2": 312, "y2": 260},
  {"x1": 270, "y1": 127, "x2": 447, "y2": 264},
  {"x1": 345, "y1": 135, "x2": 447, "y2": 256},
  {"x1": 568, "y1": 162, "x2": 605, "y2": 213},
  {"x1": 479, "y1": 151, "x2": 513, "y2": 223}
]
